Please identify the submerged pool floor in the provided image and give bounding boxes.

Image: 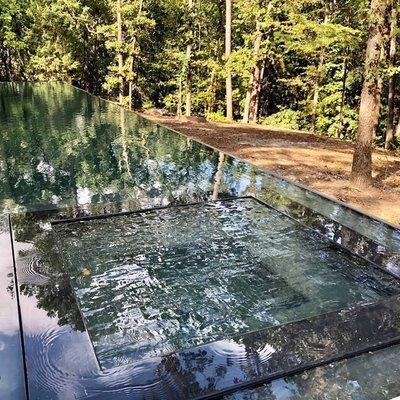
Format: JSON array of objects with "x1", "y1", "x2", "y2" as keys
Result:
[{"x1": 54, "y1": 198, "x2": 400, "y2": 369}]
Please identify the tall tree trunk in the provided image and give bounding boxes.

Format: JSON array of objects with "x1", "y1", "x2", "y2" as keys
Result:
[
  {"x1": 117, "y1": 0, "x2": 124, "y2": 105},
  {"x1": 385, "y1": 0, "x2": 397, "y2": 149},
  {"x1": 338, "y1": 56, "x2": 348, "y2": 137},
  {"x1": 225, "y1": 0, "x2": 233, "y2": 119},
  {"x1": 128, "y1": 0, "x2": 143, "y2": 110},
  {"x1": 310, "y1": 7, "x2": 330, "y2": 133},
  {"x1": 251, "y1": 60, "x2": 265, "y2": 122},
  {"x1": 310, "y1": 66, "x2": 322, "y2": 133},
  {"x1": 351, "y1": 0, "x2": 389, "y2": 187},
  {"x1": 242, "y1": 22, "x2": 263, "y2": 124},
  {"x1": 185, "y1": 0, "x2": 193, "y2": 116},
  {"x1": 395, "y1": 116, "x2": 400, "y2": 138},
  {"x1": 177, "y1": 76, "x2": 183, "y2": 117},
  {"x1": 206, "y1": 66, "x2": 217, "y2": 114}
]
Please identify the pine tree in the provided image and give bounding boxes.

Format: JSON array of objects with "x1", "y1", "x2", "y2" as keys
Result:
[{"x1": 351, "y1": 0, "x2": 390, "y2": 186}]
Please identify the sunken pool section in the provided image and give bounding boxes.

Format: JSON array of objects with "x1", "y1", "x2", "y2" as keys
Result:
[
  {"x1": 1, "y1": 82, "x2": 400, "y2": 400},
  {"x1": 54, "y1": 198, "x2": 400, "y2": 369}
]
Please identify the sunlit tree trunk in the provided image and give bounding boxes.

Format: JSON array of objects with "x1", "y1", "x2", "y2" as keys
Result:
[
  {"x1": 128, "y1": 0, "x2": 143, "y2": 110},
  {"x1": 351, "y1": 0, "x2": 389, "y2": 186},
  {"x1": 385, "y1": 0, "x2": 397, "y2": 150},
  {"x1": 252, "y1": 60, "x2": 265, "y2": 122},
  {"x1": 177, "y1": 76, "x2": 183, "y2": 117},
  {"x1": 225, "y1": 0, "x2": 233, "y2": 119},
  {"x1": 243, "y1": 21, "x2": 263, "y2": 124},
  {"x1": 117, "y1": 0, "x2": 124, "y2": 105},
  {"x1": 185, "y1": 0, "x2": 193, "y2": 116},
  {"x1": 338, "y1": 56, "x2": 348, "y2": 137},
  {"x1": 310, "y1": 7, "x2": 330, "y2": 134}
]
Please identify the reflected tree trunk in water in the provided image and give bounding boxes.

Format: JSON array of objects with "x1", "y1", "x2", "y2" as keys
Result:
[
  {"x1": 212, "y1": 152, "x2": 225, "y2": 200},
  {"x1": 120, "y1": 107, "x2": 133, "y2": 179}
]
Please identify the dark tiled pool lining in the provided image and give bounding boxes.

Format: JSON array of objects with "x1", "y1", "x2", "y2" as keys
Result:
[{"x1": 8, "y1": 201, "x2": 400, "y2": 400}]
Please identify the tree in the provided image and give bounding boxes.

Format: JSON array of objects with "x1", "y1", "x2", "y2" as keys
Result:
[
  {"x1": 1, "y1": 0, "x2": 398, "y2": 157},
  {"x1": 385, "y1": 0, "x2": 397, "y2": 150},
  {"x1": 117, "y1": 0, "x2": 124, "y2": 103},
  {"x1": 225, "y1": 0, "x2": 233, "y2": 119},
  {"x1": 100, "y1": 0, "x2": 155, "y2": 106},
  {"x1": 351, "y1": 0, "x2": 389, "y2": 186},
  {"x1": 242, "y1": 20, "x2": 263, "y2": 124},
  {"x1": 185, "y1": 0, "x2": 193, "y2": 116}
]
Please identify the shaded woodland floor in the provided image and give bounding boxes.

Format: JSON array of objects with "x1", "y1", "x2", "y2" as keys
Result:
[{"x1": 144, "y1": 115, "x2": 400, "y2": 227}]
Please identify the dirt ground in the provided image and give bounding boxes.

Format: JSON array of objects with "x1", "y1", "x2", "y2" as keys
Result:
[{"x1": 144, "y1": 115, "x2": 400, "y2": 227}]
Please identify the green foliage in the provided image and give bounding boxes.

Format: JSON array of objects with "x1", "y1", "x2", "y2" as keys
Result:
[
  {"x1": 206, "y1": 111, "x2": 231, "y2": 122},
  {"x1": 262, "y1": 109, "x2": 301, "y2": 130},
  {"x1": 0, "y1": 0, "x2": 398, "y2": 146}
]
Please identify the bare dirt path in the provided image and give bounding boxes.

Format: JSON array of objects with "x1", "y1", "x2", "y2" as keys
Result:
[{"x1": 144, "y1": 115, "x2": 400, "y2": 227}]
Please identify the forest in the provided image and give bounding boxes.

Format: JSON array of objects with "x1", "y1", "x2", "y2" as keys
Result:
[{"x1": 0, "y1": 0, "x2": 399, "y2": 186}]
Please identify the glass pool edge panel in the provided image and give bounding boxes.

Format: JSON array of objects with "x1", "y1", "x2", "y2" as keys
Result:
[{"x1": 248, "y1": 195, "x2": 400, "y2": 278}]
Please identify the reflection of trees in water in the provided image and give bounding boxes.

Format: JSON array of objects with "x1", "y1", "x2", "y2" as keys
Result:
[
  {"x1": 212, "y1": 152, "x2": 225, "y2": 200},
  {"x1": 13, "y1": 212, "x2": 85, "y2": 332},
  {"x1": 0, "y1": 83, "x2": 236, "y2": 211},
  {"x1": 20, "y1": 274, "x2": 85, "y2": 332}
]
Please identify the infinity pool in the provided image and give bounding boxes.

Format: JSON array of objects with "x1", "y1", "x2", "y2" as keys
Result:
[{"x1": 1, "y1": 82, "x2": 400, "y2": 400}]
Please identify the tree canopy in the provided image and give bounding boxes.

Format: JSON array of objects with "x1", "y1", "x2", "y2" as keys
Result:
[{"x1": 1, "y1": 0, "x2": 399, "y2": 184}]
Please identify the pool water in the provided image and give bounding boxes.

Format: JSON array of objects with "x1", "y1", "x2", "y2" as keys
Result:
[
  {"x1": 223, "y1": 344, "x2": 400, "y2": 400},
  {"x1": 2, "y1": 82, "x2": 400, "y2": 399},
  {"x1": 54, "y1": 198, "x2": 400, "y2": 369}
]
